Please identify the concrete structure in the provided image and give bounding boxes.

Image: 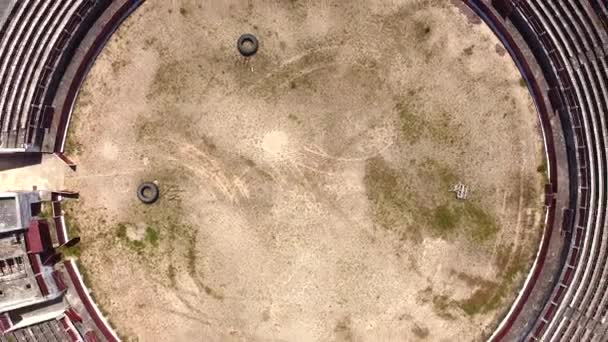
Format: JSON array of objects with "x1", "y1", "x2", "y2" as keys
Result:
[
  {"x1": 0, "y1": 190, "x2": 121, "y2": 341},
  {"x1": 0, "y1": 0, "x2": 113, "y2": 153},
  {"x1": 465, "y1": 0, "x2": 608, "y2": 340}
]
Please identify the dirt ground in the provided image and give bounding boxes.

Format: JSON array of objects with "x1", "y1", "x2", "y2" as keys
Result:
[
  {"x1": 0, "y1": 155, "x2": 66, "y2": 191},
  {"x1": 62, "y1": 0, "x2": 546, "y2": 341}
]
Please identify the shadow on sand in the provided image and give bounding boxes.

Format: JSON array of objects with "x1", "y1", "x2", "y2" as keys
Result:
[{"x1": 0, "y1": 153, "x2": 43, "y2": 172}]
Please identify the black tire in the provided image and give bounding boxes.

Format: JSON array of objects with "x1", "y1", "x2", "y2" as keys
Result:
[
  {"x1": 137, "y1": 182, "x2": 159, "y2": 204},
  {"x1": 237, "y1": 33, "x2": 258, "y2": 57}
]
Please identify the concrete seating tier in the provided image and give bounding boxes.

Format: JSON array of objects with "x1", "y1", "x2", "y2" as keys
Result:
[
  {"x1": 1, "y1": 319, "x2": 71, "y2": 342},
  {"x1": 0, "y1": 0, "x2": 102, "y2": 152},
  {"x1": 469, "y1": 0, "x2": 608, "y2": 340}
]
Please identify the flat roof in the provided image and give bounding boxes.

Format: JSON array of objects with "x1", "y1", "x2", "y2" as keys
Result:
[
  {"x1": 0, "y1": 192, "x2": 41, "y2": 234},
  {"x1": 0, "y1": 234, "x2": 41, "y2": 312},
  {"x1": 25, "y1": 221, "x2": 43, "y2": 254},
  {"x1": 0, "y1": 196, "x2": 19, "y2": 233}
]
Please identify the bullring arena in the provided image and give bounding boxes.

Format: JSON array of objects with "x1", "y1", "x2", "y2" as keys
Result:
[{"x1": 0, "y1": 0, "x2": 606, "y2": 341}]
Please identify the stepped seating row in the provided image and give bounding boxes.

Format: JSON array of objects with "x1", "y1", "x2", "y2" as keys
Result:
[
  {"x1": 0, "y1": 319, "x2": 71, "y2": 342},
  {"x1": 469, "y1": 0, "x2": 608, "y2": 340},
  {"x1": 505, "y1": 0, "x2": 608, "y2": 340},
  {"x1": 461, "y1": 1, "x2": 560, "y2": 340},
  {"x1": 0, "y1": 0, "x2": 103, "y2": 152}
]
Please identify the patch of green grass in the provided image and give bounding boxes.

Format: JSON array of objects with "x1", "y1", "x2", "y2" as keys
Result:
[
  {"x1": 537, "y1": 161, "x2": 546, "y2": 174},
  {"x1": 412, "y1": 19, "x2": 432, "y2": 40},
  {"x1": 426, "y1": 112, "x2": 457, "y2": 143},
  {"x1": 502, "y1": 248, "x2": 529, "y2": 283},
  {"x1": 519, "y1": 78, "x2": 527, "y2": 88},
  {"x1": 114, "y1": 223, "x2": 150, "y2": 254},
  {"x1": 63, "y1": 210, "x2": 81, "y2": 237},
  {"x1": 287, "y1": 113, "x2": 303, "y2": 125},
  {"x1": 203, "y1": 284, "x2": 224, "y2": 300},
  {"x1": 454, "y1": 245, "x2": 531, "y2": 316},
  {"x1": 521, "y1": 174, "x2": 541, "y2": 208},
  {"x1": 187, "y1": 234, "x2": 197, "y2": 275},
  {"x1": 365, "y1": 157, "x2": 411, "y2": 209},
  {"x1": 364, "y1": 156, "x2": 499, "y2": 242},
  {"x1": 136, "y1": 119, "x2": 154, "y2": 142},
  {"x1": 430, "y1": 204, "x2": 459, "y2": 233},
  {"x1": 432, "y1": 295, "x2": 456, "y2": 320},
  {"x1": 411, "y1": 324, "x2": 430, "y2": 339},
  {"x1": 76, "y1": 259, "x2": 92, "y2": 288},
  {"x1": 463, "y1": 202, "x2": 499, "y2": 242},
  {"x1": 395, "y1": 96, "x2": 462, "y2": 146},
  {"x1": 142, "y1": 37, "x2": 157, "y2": 51},
  {"x1": 450, "y1": 270, "x2": 505, "y2": 315},
  {"x1": 412, "y1": 159, "x2": 499, "y2": 241},
  {"x1": 458, "y1": 272, "x2": 520, "y2": 316},
  {"x1": 62, "y1": 245, "x2": 82, "y2": 258},
  {"x1": 494, "y1": 244, "x2": 513, "y2": 272},
  {"x1": 111, "y1": 59, "x2": 128, "y2": 74},
  {"x1": 145, "y1": 226, "x2": 159, "y2": 247},
  {"x1": 463, "y1": 45, "x2": 475, "y2": 56},
  {"x1": 418, "y1": 158, "x2": 458, "y2": 189},
  {"x1": 395, "y1": 101, "x2": 425, "y2": 143},
  {"x1": 537, "y1": 159, "x2": 548, "y2": 184},
  {"x1": 419, "y1": 200, "x2": 498, "y2": 241},
  {"x1": 453, "y1": 271, "x2": 492, "y2": 288},
  {"x1": 333, "y1": 316, "x2": 353, "y2": 340},
  {"x1": 128, "y1": 239, "x2": 145, "y2": 252},
  {"x1": 458, "y1": 283, "x2": 501, "y2": 316},
  {"x1": 364, "y1": 157, "x2": 422, "y2": 242},
  {"x1": 38, "y1": 203, "x2": 52, "y2": 219},
  {"x1": 416, "y1": 286, "x2": 433, "y2": 304},
  {"x1": 149, "y1": 61, "x2": 187, "y2": 98},
  {"x1": 167, "y1": 264, "x2": 176, "y2": 287},
  {"x1": 63, "y1": 91, "x2": 88, "y2": 156},
  {"x1": 64, "y1": 131, "x2": 83, "y2": 156},
  {"x1": 116, "y1": 223, "x2": 127, "y2": 239}
]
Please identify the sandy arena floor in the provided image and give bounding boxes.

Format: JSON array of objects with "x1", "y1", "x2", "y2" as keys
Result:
[{"x1": 62, "y1": 0, "x2": 545, "y2": 341}]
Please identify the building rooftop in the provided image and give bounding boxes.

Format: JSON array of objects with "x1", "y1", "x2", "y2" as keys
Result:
[
  {"x1": 0, "y1": 234, "x2": 41, "y2": 313},
  {"x1": 0, "y1": 192, "x2": 40, "y2": 235},
  {"x1": 0, "y1": 196, "x2": 18, "y2": 233},
  {"x1": 0, "y1": 192, "x2": 53, "y2": 313}
]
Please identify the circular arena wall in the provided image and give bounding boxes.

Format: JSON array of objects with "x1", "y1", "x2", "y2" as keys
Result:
[
  {"x1": 9, "y1": 0, "x2": 608, "y2": 341},
  {"x1": 62, "y1": 0, "x2": 548, "y2": 341}
]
